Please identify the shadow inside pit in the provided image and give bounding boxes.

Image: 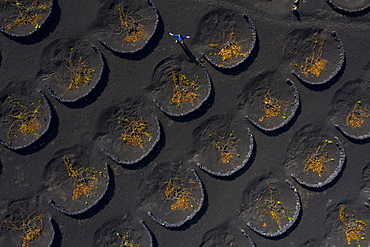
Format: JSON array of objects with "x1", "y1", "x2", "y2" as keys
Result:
[{"x1": 2, "y1": 0, "x2": 61, "y2": 45}]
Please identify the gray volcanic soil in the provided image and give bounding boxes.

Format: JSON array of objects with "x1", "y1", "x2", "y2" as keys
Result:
[{"x1": 0, "y1": 0, "x2": 370, "y2": 246}]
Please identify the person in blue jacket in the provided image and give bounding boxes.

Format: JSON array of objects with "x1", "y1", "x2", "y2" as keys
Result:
[{"x1": 169, "y1": 32, "x2": 190, "y2": 44}]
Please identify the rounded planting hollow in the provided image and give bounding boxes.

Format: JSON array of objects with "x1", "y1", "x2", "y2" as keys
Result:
[
  {"x1": 240, "y1": 178, "x2": 301, "y2": 237},
  {"x1": 282, "y1": 28, "x2": 345, "y2": 85},
  {"x1": 146, "y1": 166, "x2": 205, "y2": 227},
  {"x1": 285, "y1": 123, "x2": 345, "y2": 188},
  {"x1": 0, "y1": 0, "x2": 55, "y2": 37},
  {"x1": 98, "y1": 0, "x2": 159, "y2": 54},
  {"x1": 194, "y1": 10, "x2": 256, "y2": 69},
  {"x1": 44, "y1": 153, "x2": 110, "y2": 215},
  {"x1": 0, "y1": 199, "x2": 55, "y2": 247},
  {"x1": 243, "y1": 77, "x2": 300, "y2": 132},
  {"x1": 191, "y1": 114, "x2": 254, "y2": 176},
  {"x1": 0, "y1": 90, "x2": 52, "y2": 150},
  {"x1": 331, "y1": 79, "x2": 370, "y2": 140},
  {"x1": 41, "y1": 39, "x2": 105, "y2": 103},
  {"x1": 96, "y1": 98, "x2": 160, "y2": 164},
  {"x1": 322, "y1": 202, "x2": 370, "y2": 247},
  {"x1": 151, "y1": 57, "x2": 212, "y2": 117},
  {"x1": 238, "y1": 70, "x2": 300, "y2": 132}
]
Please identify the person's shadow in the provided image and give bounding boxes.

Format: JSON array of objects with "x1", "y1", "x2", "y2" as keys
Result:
[
  {"x1": 293, "y1": 10, "x2": 301, "y2": 21},
  {"x1": 179, "y1": 42, "x2": 197, "y2": 63}
]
